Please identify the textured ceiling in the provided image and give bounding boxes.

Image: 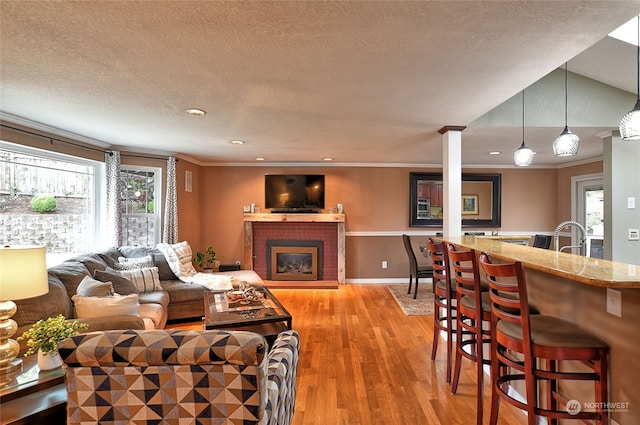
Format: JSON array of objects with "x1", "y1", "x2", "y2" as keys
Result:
[{"x1": 1, "y1": 1, "x2": 640, "y2": 166}]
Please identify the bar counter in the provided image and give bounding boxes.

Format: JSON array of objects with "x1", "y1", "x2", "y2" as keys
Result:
[
  {"x1": 438, "y1": 235, "x2": 640, "y2": 288},
  {"x1": 435, "y1": 235, "x2": 640, "y2": 424}
]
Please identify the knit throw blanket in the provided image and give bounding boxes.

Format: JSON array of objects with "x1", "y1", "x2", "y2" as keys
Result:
[{"x1": 157, "y1": 241, "x2": 233, "y2": 291}]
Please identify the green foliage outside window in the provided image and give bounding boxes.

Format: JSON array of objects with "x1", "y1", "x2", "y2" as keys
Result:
[{"x1": 31, "y1": 194, "x2": 57, "y2": 213}]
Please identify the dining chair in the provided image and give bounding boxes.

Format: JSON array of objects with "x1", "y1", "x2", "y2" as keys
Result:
[
  {"x1": 426, "y1": 238, "x2": 455, "y2": 383},
  {"x1": 447, "y1": 244, "x2": 491, "y2": 425},
  {"x1": 479, "y1": 253, "x2": 609, "y2": 425},
  {"x1": 532, "y1": 234, "x2": 552, "y2": 249},
  {"x1": 402, "y1": 234, "x2": 433, "y2": 299}
]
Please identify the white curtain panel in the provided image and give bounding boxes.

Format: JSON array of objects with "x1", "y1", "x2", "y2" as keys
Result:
[
  {"x1": 163, "y1": 156, "x2": 178, "y2": 244},
  {"x1": 105, "y1": 151, "x2": 122, "y2": 246}
]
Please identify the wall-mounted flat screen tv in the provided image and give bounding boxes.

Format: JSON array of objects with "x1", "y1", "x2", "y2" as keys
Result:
[{"x1": 265, "y1": 174, "x2": 325, "y2": 212}]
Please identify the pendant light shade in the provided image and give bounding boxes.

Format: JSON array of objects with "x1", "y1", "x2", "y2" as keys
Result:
[
  {"x1": 514, "y1": 90, "x2": 534, "y2": 167},
  {"x1": 620, "y1": 16, "x2": 640, "y2": 140},
  {"x1": 553, "y1": 63, "x2": 580, "y2": 156}
]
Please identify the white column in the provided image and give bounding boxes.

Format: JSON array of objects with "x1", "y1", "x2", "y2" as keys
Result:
[{"x1": 439, "y1": 126, "x2": 464, "y2": 237}]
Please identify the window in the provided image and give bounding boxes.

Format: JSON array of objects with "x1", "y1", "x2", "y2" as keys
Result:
[
  {"x1": 119, "y1": 166, "x2": 162, "y2": 246},
  {"x1": 0, "y1": 141, "x2": 99, "y2": 259}
]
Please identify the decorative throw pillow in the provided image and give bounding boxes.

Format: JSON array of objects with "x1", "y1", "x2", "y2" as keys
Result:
[
  {"x1": 118, "y1": 267, "x2": 162, "y2": 293},
  {"x1": 156, "y1": 241, "x2": 197, "y2": 279},
  {"x1": 114, "y1": 255, "x2": 154, "y2": 271},
  {"x1": 76, "y1": 275, "x2": 114, "y2": 297},
  {"x1": 72, "y1": 293, "x2": 140, "y2": 318},
  {"x1": 93, "y1": 267, "x2": 138, "y2": 295}
]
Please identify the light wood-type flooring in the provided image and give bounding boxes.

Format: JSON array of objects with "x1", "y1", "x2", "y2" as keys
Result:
[{"x1": 167, "y1": 284, "x2": 527, "y2": 425}]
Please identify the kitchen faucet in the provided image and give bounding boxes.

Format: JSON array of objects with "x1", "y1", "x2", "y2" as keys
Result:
[{"x1": 554, "y1": 220, "x2": 587, "y2": 256}]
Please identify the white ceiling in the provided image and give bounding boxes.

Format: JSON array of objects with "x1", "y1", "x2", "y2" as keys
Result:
[{"x1": 2, "y1": 1, "x2": 640, "y2": 167}]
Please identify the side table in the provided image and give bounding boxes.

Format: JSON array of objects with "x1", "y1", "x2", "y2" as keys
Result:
[{"x1": 0, "y1": 355, "x2": 66, "y2": 425}]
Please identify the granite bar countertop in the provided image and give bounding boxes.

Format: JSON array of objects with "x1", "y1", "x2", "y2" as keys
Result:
[{"x1": 436, "y1": 236, "x2": 640, "y2": 288}]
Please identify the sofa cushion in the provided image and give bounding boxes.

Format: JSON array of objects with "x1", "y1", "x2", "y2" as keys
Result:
[
  {"x1": 14, "y1": 273, "x2": 74, "y2": 327},
  {"x1": 72, "y1": 293, "x2": 140, "y2": 319},
  {"x1": 66, "y1": 253, "x2": 109, "y2": 275},
  {"x1": 97, "y1": 247, "x2": 122, "y2": 268},
  {"x1": 93, "y1": 267, "x2": 138, "y2": 295},
  {"x1": 119, "y1": 267, "x2": 162, "y2": 293},
  {"x1": 49, "y1": 261, "x2": 91, "y2": 296},
  {"x1": 119, "y1": 246, "x2": 177, "y2": 280},
  {"x1": 76, "y1": 275, "x2": 114, "y2": 297},
  {"x1": 138, "y1": 303, "x2": 165, "y2": 329},
  {"x1": 137, "y1": 291, "x2": 170, "y2": 309},
  {"x1": 159, "y1": 279, "x2": 207, "y2": 304}
]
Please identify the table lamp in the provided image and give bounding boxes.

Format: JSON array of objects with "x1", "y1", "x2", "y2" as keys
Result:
[{"x1": 0, "y1": 245, "x2": 49, "y2": 384}]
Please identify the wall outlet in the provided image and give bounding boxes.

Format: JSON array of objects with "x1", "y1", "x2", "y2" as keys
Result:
[
  {"x1": 606, "y1": 288, "x2": 622, "y2": 317},
  {"x1": 382, "y1": 260, "x2": 388, "y2": 269}
]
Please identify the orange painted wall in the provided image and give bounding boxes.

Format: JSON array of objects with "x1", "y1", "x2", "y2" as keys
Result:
[{"x1": 198, "y1": 165, "x2": 579, "y2": 278}]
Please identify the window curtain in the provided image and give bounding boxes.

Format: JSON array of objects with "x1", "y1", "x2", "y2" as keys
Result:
[
  {"x1": 105, "y1": 151, "x2": 122, "y2": 247},
  {"x1": 163, "y1": 156, "x2": 178, "y2": 243}
]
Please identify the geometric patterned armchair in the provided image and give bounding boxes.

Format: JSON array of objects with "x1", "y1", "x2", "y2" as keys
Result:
[{"x1": 58, "y1": 329, "x2": 300, "y2": 425}]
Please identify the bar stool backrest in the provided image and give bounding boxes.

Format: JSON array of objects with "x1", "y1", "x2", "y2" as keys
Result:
[
  {"x1": 427, "y1": 238, "x2": 447, "y2": 283},
  {"x1": 478, "y1": 253, "x2": 533, "y2": 352},
  {"x1": 447, "y1": 244, "x2": 483, "y2": 313}
]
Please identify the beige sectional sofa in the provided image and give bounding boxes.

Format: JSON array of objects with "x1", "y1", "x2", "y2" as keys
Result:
[{"x1": 14, "y1": 245, "x2": 265, "y2": 345}]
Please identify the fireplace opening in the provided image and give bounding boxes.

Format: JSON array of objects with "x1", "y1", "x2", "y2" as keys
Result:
[{"x1": 267, "y1": 240, "x2": 323, "y2": 281}]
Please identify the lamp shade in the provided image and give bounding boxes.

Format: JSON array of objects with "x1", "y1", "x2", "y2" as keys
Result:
[
  {"x1": 514, "y1": 141, "x2": 534, "y2": 167},
  {"x1": 552, "y1": 126, "x2": 581, "y2": 156},
  {"x1": 619, "y1": 99, "x2": 640, "y2": 140},
  {"x1": 0, "y1": 245, "x2": 49, "y2": 301}
]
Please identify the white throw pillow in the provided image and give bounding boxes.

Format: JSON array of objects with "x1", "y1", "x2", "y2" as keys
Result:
[
  {"x1": 118, "y1": 267, "x2": 162, "y2": 293},
  {"x1": 72, "y1": 293, "x2": 140, "y2": 318},
  {"x1": 114, "y1": 255, "x2": 154, "y2": 271},
  {"x1": 156, "y1": 241, "x2": 197, "y2": 279}
]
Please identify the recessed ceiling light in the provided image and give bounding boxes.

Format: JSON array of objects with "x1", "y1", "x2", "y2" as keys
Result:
[
  {"x1": 230, "y1": 140, "x2": 245, "y2": 145},
  {"x1": 185, "y1": 108, "x2": 206, "y2": 116},
  {"x1": 256, "y1": 157, "x2": 265, "y2": 161},
  {"x1": 323, "y1": 157, "x2": 333, "y2": 161},
  {"x1": 488, "y1": 151, "x2": 501, "y2": 155}
]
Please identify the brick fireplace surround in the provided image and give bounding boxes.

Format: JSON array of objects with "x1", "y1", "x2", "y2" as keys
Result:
[{"x1": 243, "y1": 213, "x2": 346, "y2": 284}]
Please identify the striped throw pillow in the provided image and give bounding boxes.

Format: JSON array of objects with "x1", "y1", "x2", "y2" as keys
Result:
[{"x1": 119, "y1": 267, "x2": 162, "y2": 293}]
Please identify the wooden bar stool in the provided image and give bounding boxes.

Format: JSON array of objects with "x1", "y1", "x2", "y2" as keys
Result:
[
  {"x1": 479, "y1": 253, "x2": 609, "y2": 425},
  {"x1": 427, "y1": 238, "x2": 456, "y2": 383},
  {"x1": 447, "y1": 244, "x2": 491, "y2": 425}
]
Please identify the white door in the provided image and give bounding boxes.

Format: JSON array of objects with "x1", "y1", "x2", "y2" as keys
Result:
[{"x1": 573, "y1": 174, "x2": 604, "y2": 257}]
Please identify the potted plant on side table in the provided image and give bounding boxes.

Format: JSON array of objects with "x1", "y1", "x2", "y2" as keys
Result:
[
  {"x1": 17, "y1": 314, "x2": 89, "y2": 370},
  {"x1": 193, "y1": 246, "x2": 217, "y2": 273}
]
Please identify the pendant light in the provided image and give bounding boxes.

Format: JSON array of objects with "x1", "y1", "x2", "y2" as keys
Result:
[
  {"x1": 514, "y1": 90, "x2": 534, "y2": 166},
  {"x1": 552, "y1": 63, "x2": 580, "y2": 156},
  {"x1": 620, "y1": 16, "x2": 640, "y2": 140}
]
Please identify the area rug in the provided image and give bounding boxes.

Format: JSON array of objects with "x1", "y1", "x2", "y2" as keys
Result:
[{"x1": 387, "y1": 284, "x2": 434, "y2": 316}]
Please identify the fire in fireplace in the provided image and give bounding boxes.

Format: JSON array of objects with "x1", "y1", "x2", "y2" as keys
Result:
[{"x1": 267, "y1": 240, "x2": 323, "y2": 281}]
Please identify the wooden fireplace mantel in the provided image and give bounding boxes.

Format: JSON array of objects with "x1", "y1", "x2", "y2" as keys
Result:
[{"x1": 243, "y1": 213, "x2": 346, "y2": 284}]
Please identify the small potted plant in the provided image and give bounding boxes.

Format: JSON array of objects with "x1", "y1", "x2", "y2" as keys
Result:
[
  {"x1": 17, "y1": 314, "x2": 88, "y2": 370},
  {"x1": 193, "y1": 246, "x2": 217, "y2": 273}
]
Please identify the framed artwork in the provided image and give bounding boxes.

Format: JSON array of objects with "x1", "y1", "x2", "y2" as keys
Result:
[{"x1": 461, "y1": 194, "x2": 479, "y2": 215}]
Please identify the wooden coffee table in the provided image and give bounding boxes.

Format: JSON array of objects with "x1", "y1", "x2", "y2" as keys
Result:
[{"x1": 203, "y1": 286, "x2": 292, "y2": 347}]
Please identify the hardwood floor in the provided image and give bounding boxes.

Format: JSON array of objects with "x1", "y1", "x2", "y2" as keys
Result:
[{"x1": 167, "y1": 284, "x2": 527, "y2": 425}]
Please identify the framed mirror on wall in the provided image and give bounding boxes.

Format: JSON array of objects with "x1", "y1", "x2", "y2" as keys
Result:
[{"x1": 409, "y1": 172, "x2": 502, "y2": 227}]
